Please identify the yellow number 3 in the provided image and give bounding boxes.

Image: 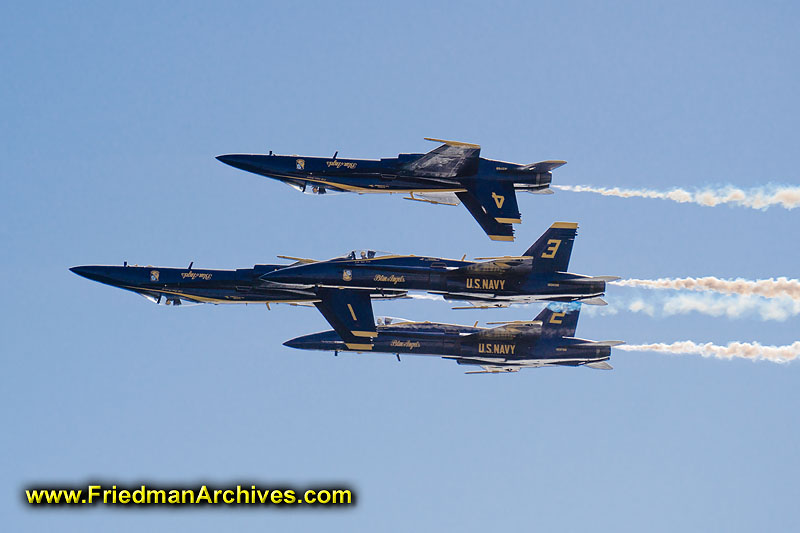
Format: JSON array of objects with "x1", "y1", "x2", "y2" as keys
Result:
[
  {"x1": 549, "y1": 312, "x2": 566, "y2": 324},
  {"x1": 541, "y1": 239, "x2": 561, "y2": 259}
]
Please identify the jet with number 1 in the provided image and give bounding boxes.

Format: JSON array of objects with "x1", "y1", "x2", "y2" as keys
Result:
[{"x1": 216, "y1": 138, "x2": 565, "y2": 241}]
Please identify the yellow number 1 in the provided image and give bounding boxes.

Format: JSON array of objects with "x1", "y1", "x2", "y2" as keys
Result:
[{"x1": 541, "y1": 239, "x2": 561, "y2": 259}]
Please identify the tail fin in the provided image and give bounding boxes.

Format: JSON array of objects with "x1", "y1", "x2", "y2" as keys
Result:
[
  {"x1": 523, "y1": 222, "x2": 578, "y2": 272},
  {"x1": 534, "y1": 303, "x2": 581, "y2": 338}
]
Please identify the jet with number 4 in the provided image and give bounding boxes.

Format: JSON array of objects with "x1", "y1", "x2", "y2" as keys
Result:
[
  {"x1": 216, "y1": 138, "x2": 565, "y2": 241},
  {"x1": 260, "y1": 222, "x2": 619, "y2": 315},
  {"x1": 284, "y1": 304, "x2": 624, "y2": 373}
]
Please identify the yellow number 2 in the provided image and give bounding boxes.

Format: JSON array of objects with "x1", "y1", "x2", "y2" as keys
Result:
[{"x1": 541, "y1": 239, "x2": 561, "y2": 259}]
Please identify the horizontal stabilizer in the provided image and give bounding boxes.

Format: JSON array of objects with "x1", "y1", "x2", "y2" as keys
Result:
[
  {"x1": 586, "y1": 361, "x2": 613, "y2": 370},
  {"x1": 589, "y1": 276, "x2": 621, "y2": 282},
  {"x1": 562, "y1": 338, "x2": 625, "y2": 347},
  {"x1": 591, "y1": 340, "x2": 625, "y2": 347},
  {"x1": 510, "y1": 160, "x2": 567, "y2": 173},
  {"x1": 580, "y1": 297, "x2": 607, "y2": 306}
]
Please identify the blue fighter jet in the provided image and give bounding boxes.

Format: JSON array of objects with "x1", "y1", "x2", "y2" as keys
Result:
[
  {"x1": 284, "y1": 304, "x2": 624, "y2": 373},
  {"x1": 217, "y1": 138, "x2": 565, "y2": 241}
]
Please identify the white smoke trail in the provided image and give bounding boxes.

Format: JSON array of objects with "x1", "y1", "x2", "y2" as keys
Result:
[
  {"x1": 619, "y1": 341, "x2": 800, "y2": 363},
  {"x1": 660, "y1": 294, "x2": 800, "y2": 321},
  {"x1": 583, "y1": 294, "x2": 800, "y2": 321},
  {"x1": 612, "y1": 277, "x2": 800, "y2": 301},
  {"x1": 554, "y1": 184, "x2": 800, "y2": 210}
]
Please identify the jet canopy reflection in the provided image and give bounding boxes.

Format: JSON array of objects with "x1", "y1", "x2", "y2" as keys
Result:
[{"x1": 340, "y1": 249, "x2": 391, "y2": 260}]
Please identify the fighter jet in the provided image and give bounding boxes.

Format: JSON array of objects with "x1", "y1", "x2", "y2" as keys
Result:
[
  {"x1": 69, "y1": 261, "x2": 404, "y2": 349},
  {"x1": 216, "y1": 138, "x2": 565, "y2": 241},
  {"x1": 260, "y1": 222, "x2": 619, "y2": 313},
  {"x1": 284, "y1": 304, "x2": 624, "y2": 373}
]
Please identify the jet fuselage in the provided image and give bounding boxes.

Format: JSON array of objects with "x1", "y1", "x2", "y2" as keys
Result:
[
  {"x1": 216, "y1": 153, "x2": 552, "y2": 195},
  {"x1": 70, "y1": 264, "x2": 319, "y2": 305},
  {"x1": 284, "y1": 322, "x2": 613, "y2": 369},
  {"x1": 261, "y1": 256, "x2": 607, "y2": 304}
]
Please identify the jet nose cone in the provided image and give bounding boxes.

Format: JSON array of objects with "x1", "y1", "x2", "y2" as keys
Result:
[
  {"x1": 216, "y1": 154, "x2": 262, "y2": 172},
  {"x1": 283, "y1": 338, "x2": 303, "y2": 349},
  {"x1": 70, "y1": 265, "x2": 106, "y2": 283},
  {"x1": 215, "y1": 154, "x2": 237, "y2": 166},
  {"x1": 283, "y1": 336, "x2": 319, "y2": 350}
]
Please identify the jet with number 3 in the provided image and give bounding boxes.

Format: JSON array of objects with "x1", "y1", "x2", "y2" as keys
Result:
[
  {"x1": 260, "y1": 222, "x2": 619, "y2": 313},
  {"x1": 216, "y1": 138, "x2": 565, "y2": 241}
]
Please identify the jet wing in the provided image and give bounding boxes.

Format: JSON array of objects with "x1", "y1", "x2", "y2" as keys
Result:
[
  {"x1": 277, "y1": 255, "x2": 317, "y2": 264},
  {"x1": 457, "y1": 255, "x2": 531, "y2": 273},
  {"x1": 456, "y1": 179, "x2": 521, "y2": 241},
  {"x1": 464, "y1": 366, "x2": 521, "y2": 374},
  {"x1": 404, "y1": 191, "x2": 461, "y2": 206},
  {"x1": 462, "y1": 321, "x2": 542, "y2": 341},
  {"x1": 313, "y1": 288, "x2": 376, "y2": 350},
  {"x1": 403, "y1": 138, "x2": 481, "y2": 178}
]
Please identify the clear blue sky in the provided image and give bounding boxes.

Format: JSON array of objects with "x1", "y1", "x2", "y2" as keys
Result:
[{"x1": 3, "y1": 1, "x2": 799, "y2": 531}]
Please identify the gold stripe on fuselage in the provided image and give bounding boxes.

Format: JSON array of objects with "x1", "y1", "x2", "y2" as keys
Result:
[
  {"x1": 121, "y1": 285, "x2": 316, "y2": 305},
  {"x1": 275, "y1": 173, "x2": 468, "y2": 194}
]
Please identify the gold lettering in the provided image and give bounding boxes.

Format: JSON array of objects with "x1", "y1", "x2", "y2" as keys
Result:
[
  {"x1": 390, "y1": 340, "x2": 421, "y2": 349},
  {"x1": 181, "y1": 271, "x2": 212, "y2": 280},
  {"x1": 541, "y1": 239, "x2": 561, "y2": 259},
  {"x1": 478, "y1": 343, "x2": 515, "y2": 355},
  {"x1": 326, "y1": 160, "x2": 357, "y2": 169},
  {"x1": 374, "y1": 274, "x2": 405, "y2": 285}
]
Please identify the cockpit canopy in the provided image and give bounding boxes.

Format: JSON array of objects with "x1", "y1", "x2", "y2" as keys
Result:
[
  {"x1": 375, "y1": 316, "x2": 413, "y2": 326},
  {"x1": 282, "y1": 181, "x2": 344, "y2": 195},
  {"x1": 340, "y1": 249, "x2": 391, "y2": 260}
]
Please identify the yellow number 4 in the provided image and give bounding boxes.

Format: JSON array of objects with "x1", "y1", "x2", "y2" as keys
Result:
[
  {"x1": 541, "y1": 239, "x2": 561, "y2": 259},
  {"x1": 491, "y1": 192, "x2": 505, "y2": 209}
]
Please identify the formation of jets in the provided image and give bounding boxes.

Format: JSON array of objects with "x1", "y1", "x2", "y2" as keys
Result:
[{"x1": 73, "y1": 139, "x2": 624, "y2": 373}]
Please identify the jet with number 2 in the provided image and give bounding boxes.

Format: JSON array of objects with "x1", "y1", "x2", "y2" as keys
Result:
[
  {"x1": 284, "y1": 304, "x2": 624, "y2": 373},
  {"x1": 216, "y1": 138, "x2": 565, "y2": 241}
]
